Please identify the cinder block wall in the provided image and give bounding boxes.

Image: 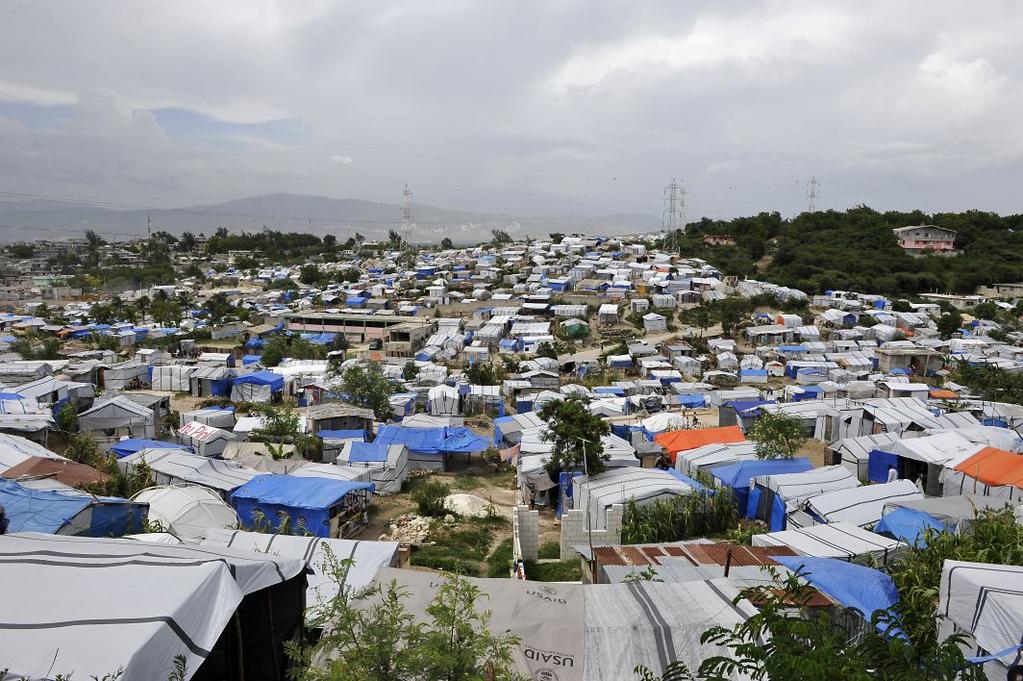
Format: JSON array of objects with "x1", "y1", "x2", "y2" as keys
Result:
[
  {"x1": 559, "y1": 504, "x2": 623, "y2": 560},
  {"x1": 512, "y1": 505, "x2": 539, "y2": 561}
]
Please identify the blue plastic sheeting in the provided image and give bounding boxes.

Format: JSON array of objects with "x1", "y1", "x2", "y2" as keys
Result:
[
  {"x1": 593, "y1": 386, "x2": 626, "y2": 396},
  {"x1": 773, "y1": 555, "x2": 900, "y2": 631},
  {"x1": 231, "y1": 475, "x2": 374, "y2": 537},
  {"x1": 713, "y1": 458, "x2": 812, "y2": 516},
  {"x1": 233, "y1": 370, "x2": 284, "y2": 391},
  {"x1": 317, "y1": 429, "x2": 367, "y2": 442},
  {"x1": 667, "y1": 468, "x2": 712, "y2": 495},
  {"x1": 302, "y1": 332, "x2": 337, "y2": 345},
  {"x1": 724, "y1": 399, "x2": 774, "y2": 415},
  {"x1": 375, "y1": 425, "x2": 489, "y2": 455},
  {"x1": 777, "y1": 345, "x2": 807, "y2": 353},
  {"x1": 242, "y1": 354, "x2": 262, "y2": 365},
  {"x1": 0, "y1": 392, "x2": 24, "y2": 400},
  {"x1": 109, "y1": 438, "x2": 188, "y2": 459},
  {"x1": 245, "y1": 338, "x2": 265, "y2": 349},
  {"x1": 347, "y1": 442, "x2": 390, "y2": 463},
  {"x1": 888, "y1": 367, "x2": 912, "y2": 376},
  {"x1": 792, "y1": 386, "x2": 823, "y2": 402},
  {"x1": 0, "y1": 479, "x2": 145, "y2": 536},
  {"x1": 867, "y1": 449, "x2": 902, "y2": 483},
  {"x1": 677, "y1": 393, "x2": 706, "y2": 408},
  {"x1": 874, "y1": 507, "x2": 945, "y2": 546},
  {"x1": 769, "y1": 494, "x2": 787, "y2": 531}
]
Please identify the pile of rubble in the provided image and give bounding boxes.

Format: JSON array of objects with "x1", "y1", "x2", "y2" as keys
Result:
[{"x1": 379, "y1": 513, "x2": 432, "y2": 544}]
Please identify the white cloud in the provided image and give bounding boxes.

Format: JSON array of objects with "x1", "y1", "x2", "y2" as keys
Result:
[{"x1": 328, "y1": 154, "x2": 354, "y2": 165}]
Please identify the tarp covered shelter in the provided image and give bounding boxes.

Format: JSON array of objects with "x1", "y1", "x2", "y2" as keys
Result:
[
  {"x1": 654, "y1": 425, "x2": 746, "y2": 462},
  {"x1": 574, "y1": 467, "x2": 694, "y2": 530},
  {"x1": 0, "y1": 432, "x2": 64, "y2": 474},
  {"x1": 806, "y1": 479, "x2": 922, "y2": 527},
  {"x1": 132, "y1": 485, "x2": 239, "y2": 541},
  {"x1": 873, "y1": 507, "x2": 946, "y2": 546},
  {"x1": 181, "y1": 406, "x2": 237, "y2": 429},
  {"x1": 942, "y1": 446, "x2": 1023, "y2": 500},
  {"x1": 829, "y1": 432, "x2": 905, "y2": 481},
  {"x1": 752, "y1": 521, "x2": 904, "y2": 561},
  {"x1": 110, "y1": 437, "x2": 189, "y2": 459},
  {"x1": 427, "y1": 384, "x2": 460, "y2": 415},
  {"x1": 202, "y1": 528, "x2": 398, "y2": 622},
  {"x1": 373, "y1": 424, "x2": 489, "y2": 472},
  {"x1": 230, "y1": 475, "x2": 374, "y2": 538},
  {"x1": 0, "y1": 478, "x2": 146, "y2": 536},
  {"x1": 773, "y1": 555, "x2": 900, "y2": 630},
  {"x1": 79, "y1": 394, "x2": 155, "y2": 441},
  {"x1": 335, "y1": 441, "x2": 409, "y2": 495},
  {"x1": 710, "y1": 457, "x2": 813, "y2": 517},
  {"x1": 231, "y1": 370, "x2": 284, "y2": 403},
  {"x1": 2, "y1": 456, "x2": 108, "y2": 490},
  {"x1": 939, "y1": 560, "x2": 1023, "y2": 678},
  {"x1": 151, "y1": 364, "x2": 194, "y2": 392},
  {"x1": 290, "y1": 462, "x2": 373, "y2": 485},
  {"x1": 748, "y1": 465, "x2": 860, "y2": 531},
  {"x1": 0, "y1": 532, "x2": 306, "y2": 681},
  {"x1": 178, "y1": 420, "x2": 235, "y2": 458},
  {"x1": 884, "y1": 494, "x2": 1018, "y2": 534},
  {"x1": 120, "y1": 448, "x2": 265, "y2": 501},
  {"x1": 675, "y1": 442, "x2": 758, "y2": 476}
]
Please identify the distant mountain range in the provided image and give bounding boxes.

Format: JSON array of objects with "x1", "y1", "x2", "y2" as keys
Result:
[{"x1": 0, "y1": 193, "x2": 661, "y2": 244}]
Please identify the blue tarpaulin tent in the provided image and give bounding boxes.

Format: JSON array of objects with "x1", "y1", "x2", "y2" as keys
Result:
[
  {"x1": 318, "y1": 429, "x2": 368, "y2": 442},
  {"x1": 230, "y1": 475, "x2": 374, "y2": 538},
  {"x1": 667, "y1": 468, "x2": 712, "y2": 495},
  {"x1": 109, "y1": 438, "x2": 188, "y2": 459},
  {"x1": 347, "y1": 441, "x2": 390, "y2": 463},
  {"x1": 874, "y1": 507, "x2": 945, "y2": 546},
  {"x1": 867, "y1": 449, "x2": 902, "y2": 483},
  {"x1": 711, "y1": 458, "x2": 813, "y2": 516},
  {"x1": 233, "y1": 370, "x2": 284, "y2": 391},
  {"x1": 0, "y1": 479, "x2": 146, "y2": 536},
  {"x1": 677, "y1": 393, "x2": 707, "y2": 408},
  {"x1": 773, "y1": 555, "x2": 901, "y2": 632}
]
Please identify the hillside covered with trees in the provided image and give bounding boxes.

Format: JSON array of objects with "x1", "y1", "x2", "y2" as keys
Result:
[{"x1": 665, "y1": 207, "x2": 1023, "y2": 297}]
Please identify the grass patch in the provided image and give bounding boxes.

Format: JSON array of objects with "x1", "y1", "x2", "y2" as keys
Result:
[
  {"x1": 410, "y1": 546, "x2": 480, "y2": 576},
  {"x1": 522, "y1": 559, "x2": 581, "y2": 582},
  {"x1": 409, "y1": 519, "x2": 497, "y2": 577},
  {"x1": 454, "y1": 472, "x2": 484, "y2": 490},
  {"x1": 538, "y1": 542, "x2": 561, "y2": 559},
  {"x1": 485, "y1": 538, "x2": 514, "y2": 578}
]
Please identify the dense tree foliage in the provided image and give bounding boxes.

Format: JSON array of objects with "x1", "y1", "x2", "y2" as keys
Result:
[
  {"x1": 337, "y1": 361, "x2": 398, "y2": 420},
  {"x1": 539, "y1": 396, "x2": 610, "y2": 477},
  {"x1": 665, "y1": 207, "x2": 1023, "y2": 296},
  {"x1": 748, "y1": 411, "x2": 808, "y2": 459}
]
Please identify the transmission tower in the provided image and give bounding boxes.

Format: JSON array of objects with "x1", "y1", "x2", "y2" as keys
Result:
[
  {"x1": 806, "y1": 175, "x2": 821, "y2": 213},
  {"x1": 662, "y1": 179, "x2": 687, "y2": 253},
  {"x1": 400, "y1": 183, "x2": 414, "y2": 247}
]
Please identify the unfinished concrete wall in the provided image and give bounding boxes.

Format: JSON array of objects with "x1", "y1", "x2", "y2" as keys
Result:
[
  {"x1": 559, "y1": 504, "x2": 623, "y2": 560},
  {"x1": 512, "y1": 505, "x2": 539, "y2": 561}
]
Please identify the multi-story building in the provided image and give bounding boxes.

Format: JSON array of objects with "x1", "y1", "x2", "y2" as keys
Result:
[{"x1": 892, "y1": 225, "x2": 956, "y2": 254}]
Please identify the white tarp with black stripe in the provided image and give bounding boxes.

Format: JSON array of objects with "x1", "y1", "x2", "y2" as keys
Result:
[
  {"x1": 584, "y1": 579, "x2": 756, "y2": 680},
  {"x1": 938, "y1": 560, "x2": 1023, "y2": 675},
  {"x1": 201, "y1": 528, "x2": 398, "y2": 620},
  {"x1": 751, "y1": 521, "x2": 904, "y2": 561},
  {"x1": 805, "y1": 479, "x2": 922, "y2": 527},
  {"x1": 0, "y1": 532, "x2": 304, "y2": 681}
]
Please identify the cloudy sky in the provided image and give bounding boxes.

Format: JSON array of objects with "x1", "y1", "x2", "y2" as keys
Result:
[{"x1": 0, "y1": 0, "x2": 1020, "y2": 221}]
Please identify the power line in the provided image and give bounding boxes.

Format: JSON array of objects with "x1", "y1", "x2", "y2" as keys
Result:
[
  {"x1": 807, "y1": 175, "x2": 821, "y2": 213},
  {"x1": 662, "y1": 178, "x2": 686, "y2": 253}
]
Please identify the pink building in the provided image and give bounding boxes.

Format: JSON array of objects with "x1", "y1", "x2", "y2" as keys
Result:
[{"x1": 892, "y1": 225, "x2": 956, "y2": 254}]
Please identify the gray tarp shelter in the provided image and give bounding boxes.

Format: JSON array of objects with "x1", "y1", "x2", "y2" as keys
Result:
[
  {"x1": 119, "y1": 448, "x2": 265, "y2": 501},
  {"x1": 79, "y1": 394, "x2": 155, "y2": 441}
]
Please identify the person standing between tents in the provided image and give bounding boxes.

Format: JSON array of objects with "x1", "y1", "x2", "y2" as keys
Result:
[
  {"x1": 886, "y1": 465, "x2": 899, "y2": 483},
  {"x1": 0, "y1": 504, "x2": 8, "y2": 534}
]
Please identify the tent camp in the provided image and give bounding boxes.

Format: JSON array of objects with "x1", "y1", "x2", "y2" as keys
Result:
[
  {"x1": 828, "y1": 432, "x2": 906, "y2": 482},
  {"x1": 0, "y1": 478, "x2": 146, "y2": 536},
  {"x1": 752, "y1": 521, "x2": 904, "y2": 561},
  {"x1": 230, "y1": 475, "x2": 374, "y2": 538},
  {"x1": 427, "y1": 384, "x2": 460, "y2": 415},
  {"x1": 119, "y1": 448, "x2": 265, "y2": 501},
  {"x1": 939, "y1": 560, "x2": 1023, "y2": 680},
  {"x1": 748, "y1": 465, "x2": 860, "y2": 531},
  {"x1": 941, "y1": 446, "x2": 1023, "y2": 500},
  {"x1": 373, "y1": 424, "x2": 489, "y2": 472},
  {"x1": 132, "y1": 485, "x2": 239, "y2": 541},
  {"x1": 181, "y1": 406, "x2": 237, "y2": 429},
  {"x1": 202, "y1": 528, "x2": 398, "y2": 620},
  {"x1": 178, "y1": 420, "x2": 235, "y2": 458},
  {"x1": 710, "y1": 457, "x2": 813, "y2": 518},
  {"x1": 0, "y1": 532, "x2": 306, "y2": 681},
  {"x1": 806, "y1": 479, "x2": 923, "y2": 527},
  {"x1": 151, "y1": 364, "x2": 194, "y2": 392},
  {"x1": 335, "y1": 441, "x2": 410, "y2": 495},
  {"x1": 289, "y1": 462, "x2": 373, "y2": 485},
  {"x1": 109, "y1": 437, "x2": 189, "y2": 459},
  {"x1": 79, "y1": 394, "x2": 156, "y2": 444},
  {"x1": 231, "y1": 370, "x2": 284, "y2": 403},
  {"x1": 654, "y1": 425, "x2": 746, "y2": 462},
  {"x1": 675, "y1": 442, "x2": 758, "y2": 476},
  {"x1": 574, "y1": 467, "x2": 694, "y2": 530},
  {"x1": 867, "y1": 431, "x2": 983, "y2": 495},
  {"x1": 0, "y1": 432, "x2": 64, "y2": 474}
]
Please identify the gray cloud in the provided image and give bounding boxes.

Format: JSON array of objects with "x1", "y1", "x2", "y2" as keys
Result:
[{"x1": 0, "y1": 0, "x2": 1021, "y2": 220}]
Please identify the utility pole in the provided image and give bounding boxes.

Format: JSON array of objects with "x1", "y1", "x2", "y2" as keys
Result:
[
  {"x1": 806, "y1": 175, "x2": 821, "y2": 213},
  {"x1": 400, "y1": 183, "x2": 414, "y2": 248},
  {"x1": 146, "y1": 211, "x2": 151, "y2": 239}
]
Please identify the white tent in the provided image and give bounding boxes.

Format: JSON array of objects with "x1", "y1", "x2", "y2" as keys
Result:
[
  {"x1": 79, "y1": 395, "x2": 155, "y2": 441},
  {"x1": 675, "y1": 442, "x2": 758, "y2": 476},
  {"x1": 641, "y1": 412, "x2": 689, "y2": 434},
  {"x1": 754, "y1": 465, "x2": 859, "y2": 509},
  {"x1": 132, "y1": 485, "x2": 239, "y2": 541},
  {"x1": 335, "y1": 442, "x2": 410, "y2": 495},
  {"x1": 0, "y1": 432, "x2": 64, "y2": 474},
  {"x1": 927, "y1": 425, "x2": 1023, "y2": 453},
  {"x1": 806, "y1": 479, "x2": 922, "y2": 527},
  {"x1": 752, "y1": 521, "x2": 904, "y2": 561},
  {"x1": 574, "y1": 467, "x2": 694, "y2": 530},
  {"x1": 290, "y1": 462, "x2": 373, "y2": 485},
  {"x1": 427, "y1": 384, "x2": 460, "y2": 415},
  {"x1": 202, "y1": 528, "x2": 399, "y2": 620},
  {"x1": 829, "y1": 432, "x2": 905, "y2": 481},
  {"x1": 0, "y1": 532, "x2": 304, "y2": 681},
  {"x1": 888, "y1": 432, "x2": 983, "y2": 465},
  {"x1": 119, "y1": 448, "x2": 265, "y2": 501},
  {"x1": 103, "y1": 361, "x2": 149, "y2": 390},
  {"x1": 939, "y1": 560, "x2": 1023, "y2": 678},
  {"x1": 178, "y1": 420, "x2": 235, "y2": 458},
  {"x1": 180, "y1": 406, "x2": 237, "y2": 429},
  {"x1": 151, "y1": 364, "x2": 194, "y2": 392}
]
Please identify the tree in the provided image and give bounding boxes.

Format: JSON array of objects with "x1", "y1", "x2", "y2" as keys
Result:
[
  {"x1": 535, "y1": 342, "x2": 558, "y2": 359},
  {"x1": 339, "y1": 362, "x2": 397, "y2": 420},
  {"x1": 440, "y1": 237, "x2": 454, "y2": 250},
  {"x1": 322, "y1": 234, "x2": 337, "y2": 250},
  {"x1": 491, "y1": 229, "x2": 512, "y2": 245},
  {"x1": 464, "y1": 362, "x2": 505, "y2": 386},
  {"x1": 289, "y1": 554, "x2": 522, "y2": 681},
  {"x1": 151, "y1": 297, "x2": 182, "y2": 327},
  {"x1": 204, "y1": 292, "x2": 234, "y2": 325},
  {"x1": 251, "y1": 405, "x2": 311, "y2": 459},
  {"x1": 84, "y1": 229, "x2": 106, "y2": 266},
  {"x1": 539, "y1": 396, "x2": 610, "y2": 477},
  {"x1": 300, "y1": 264, "x2": 323, "y2": 286},
  {"x1": 402, "y1": 361, "x2": 420, "y2": 381},
  {"x1": 891, "y1": 299, "x2": 912, "y2": 312},
  {"x1": 549, "y1": 232, "x2": 565, "y2": 244},
  {"x1": 748, "y1": 411, "x2": 807, "y2": 459},
  {"x1": 388, "y1": 229, "x2": 403, "y2": 249},
  {"x1": 178, "y1": 231, "x2": 197, "y2": 252},
  {"x1": 937, "y1": 308, "x2": 963, "y2": 338},
  {"x1": 685, "y1": 306, "x2": 712, "y2": 337}
]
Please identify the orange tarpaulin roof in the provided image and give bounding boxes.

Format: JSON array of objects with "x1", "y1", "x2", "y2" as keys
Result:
[
  {"x1": 929, "y1": 389, "x2": 959, "y2": 400},
  {"x1": 655, "y1": 425, "x2": 746, "y2": 461},
  {"x1": 954, "y1": 447, "x2": 1023, "y2": 488}
]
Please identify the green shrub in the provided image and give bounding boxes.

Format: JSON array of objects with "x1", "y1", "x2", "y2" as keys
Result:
[
  {"x1": 486, "y1": 538, "x2": 514, "y2": 577},
  {"x1": 522, "y1": 560, "x2": 581, "y2": 582},
  {"x1": 412, "y1": 479, "x2": 451, "y2": 517},
  {"x1": 621, "y1": 485, "x2": 739, "y2": 545},
  {"x1": 538, "y1": 542, "x2": 561, "y2": 559},
  {"x1": 409, "y1": 546, "x2": 480, "y2": 576}
]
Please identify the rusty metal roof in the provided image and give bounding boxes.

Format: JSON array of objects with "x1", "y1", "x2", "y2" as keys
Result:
[{"x1": 592, "y1": 542, "x2": 797, "y2": 568}]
